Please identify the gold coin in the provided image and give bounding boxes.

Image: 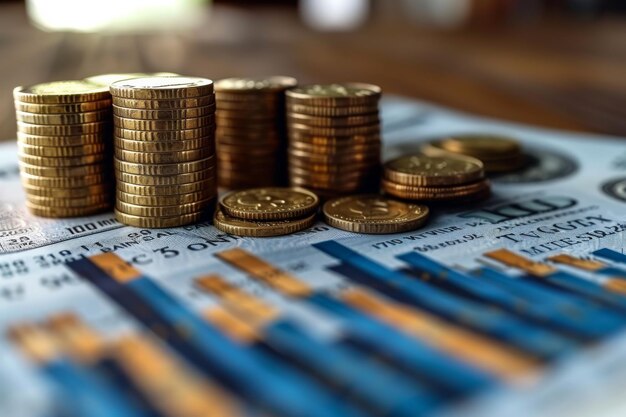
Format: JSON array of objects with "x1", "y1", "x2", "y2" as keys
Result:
[
  {"x1": 215, "y1": 117, "x2": 275, "y2": 129},
  {"x1": 381, "y1": 178, "x2": 491, "y2": 201},
  {"x1": 112, "y1": 95, "x2": 215, "y2": 110},
  {"x1": 220, "y1": 187, "x2": 318, "y2": 220},
  {"x1": 114, "y1": 148, "x2": 213, "y2": 164},
  {"x1": 116, "y1": 199, "x2": 214, "y2": 217},
  {"x1": 114, "y1": 126, "x2": 214, "y2": 141},
  {"x1": 19, "y1": 153, "x2": 107, "y2": 167},
  {"x1": 17, "y1": 132, "x2": 108, "y2": 147},
  {"x1": 322, "y1": 195, "x2": 429, "y2": 234},
  {"x1": 112, "y1": 104, "x2": 215, "y2": 120},
  {"x1": 110, "y1": 76, "x2": 214, "y2": 99},
  {"x1": 289, "y1": 141, "x2": 380, "y2": 155},
  {"x1": 213, "y1": 208, "x2": 316, "y2": 237},
  {"x1": 286, "y1": 103, "x2": 377, "y2": 117},
  {"x1": 384, "y1": 154, "x2": 485, "y2": 187},
  {"x1": 438, "y1": 135, "x2": 522, "y2": 157},
  {"x1": 13, "y1": 81, "x2": 110, "y2": 104},
  {"x1": 19, "y1": 162, "x2": 108, "y2": 177},
  {"x1": 84, "y1": 72, "x2": 179, "y2": 86},
  {"x1": 114, "y1": 209, "x2": 208, "y2": 228},
  {"x1": 114, "y1": 156, "x2": 214, "y2": 176},
  {"x1": 28, "y1": 202, "x2": 110, "y2": 218},
  {"x1": 27, "y1": 193, "x2": 112, "y2": 208},
  {"x1": 114, "y1": 136, "x2": 213, "y2": 152},
  {"x1": 22, "y1": 184, "x2": 111, "y2": 198},
  {"x1": 288, "y1": 131, "x2": 380, "y2": 146},
  {"x1": 18, "y1": 142, "x2": 107, "y2": 158},
  {"x1": 288, "y1": 148, "x2": 380, "y2": 164},
  {"x1": 17, "y1": 121, "x2": 110, "y2": 136},
  {"x1": 21, "y1": 172, "x2": 109, "y2": 188},
  {"x1": 15, "y1": 110, "x2": 111, "y2": 125},
  {"x1": 114, "y1": 115, "x2": 215, "y2": 131},
  {"x1": 117, "y1": 189, "x2": 215, "y2": 207},
  {"x1": 287, "y1": 113, "x2": 380, "y2": 127},
  {"x1": 285, "y1": 83, "x2": 381, "y2": 107},
  {"x1": 14, "y1": 99, "x2": 112, "y2": 114},
  {"x1": 116, "y1": 178, "x2": 215, "y2": 196},
  {"x1": 116, "y1": 169, "x2": 214, "y2": 186},
  {"x1": 215, "y1": 76, "x2": 297, "y2": 93},
  {"x1": 287, "y1": 123, "x2": 379, "y2": 137}
]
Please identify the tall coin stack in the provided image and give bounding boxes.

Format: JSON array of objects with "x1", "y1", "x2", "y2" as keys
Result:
[
  {"x1": 285, "y1": 83, "x2": 382, "y2": 198},
  {"x1": 214, "y1": 76, "x2": 297, "y2": 189},
  {"x1": 14, "y1": 81, "x2": 113, "y2": 218},
  {"x1": 110, "y1": 76, "x2": 217, "y2": 228}
]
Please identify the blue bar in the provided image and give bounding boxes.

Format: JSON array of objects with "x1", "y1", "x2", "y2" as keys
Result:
[
  {"x1": 264, "y1": 319, "x2": 441, "y2": 417},
  {"x1": 474, "y1": 267, "x2": 625, "y2": 338},
  {"x1": 68, "y1": 258, "x2": 368, "y2": 417},
  {"x1": 598, "y1": 267, "x2": 626, "y2": 279},
  {"x1": 542, "y1": 271, "x2": 626, "y2": 313},
  {"x1": 398, "y1": 252, "x2": 621, "y2": 339},
  {"x1": 307, "y1": 292, "x2": 496, "y2": 396},
  {"x1": 594, "y1": 248, "x2": 626, "y2": 265},
  {"x1": 44, "y1": 358, "x2": 148, "y2": 417},
  {"x1": 314, "y1": 241, "x2": 577, "y2": 359}
]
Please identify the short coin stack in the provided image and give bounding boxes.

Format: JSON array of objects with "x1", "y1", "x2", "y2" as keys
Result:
[
  {"x1": 422, "y1": 134, "x2": 526, "y2": 173},
  {"x1": 382, "y1": 154, "x2": 491, "y2": 203},
  {"x1": 214, "y1": 187, "x2": 319, "y2": 237},
  {"x1": 110, "y1": 76, "x2": 217, "y2": 228},
  {"x1": 85, "y1": 72, "x2": 179, "y2": 87},
  {"x1": 214, "y1": 76, "x2": 297, "y2": 189},
  {"x1": 285, "y1": 83, "x2": 382, "y2": 198},
  {"x1": 14, "y1": 80, "x2": 113, "y2": 218},
  {"x1": 323, "y1": 195, "x2": 429, "y2": 234}
]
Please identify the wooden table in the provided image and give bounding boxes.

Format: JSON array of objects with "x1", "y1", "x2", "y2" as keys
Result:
[{"x1": 1, "y1": 3, "x2": 626, "y2": 141}]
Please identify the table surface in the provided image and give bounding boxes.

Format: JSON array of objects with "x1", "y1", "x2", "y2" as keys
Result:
[{"x1": 1, "y1": 3, "x2": 626, "y2": 141}]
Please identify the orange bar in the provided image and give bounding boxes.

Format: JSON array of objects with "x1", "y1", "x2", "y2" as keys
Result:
[
  {"x1": 7, "y1": 324, "x2": 59, "y2": 364},
  {"x1": 341, "y1": 288, "x2": 540, "y2": 382},
  {"x1": 90, "y1": 252, "x2": 142, "y2": 283},
  {"x1": 203, "y1": 307, "x2": 261, "y2": 344},
  {"x1": 547, "y1": 254, "x2": 606, "y2": 272},
  {"x1": 485, "y1": 249, "x2": 556, "y2": 277},
  {"x1": 216, "y1": 248, "x2": 311, "y2": 297},
  {"x1": 47, "y1": 313, "x2": 105, "y2": 364}
]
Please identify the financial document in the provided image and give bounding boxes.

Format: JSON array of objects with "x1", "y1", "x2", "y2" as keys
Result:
[{"x1": 1, "y1": 97, "x2": 626, "y2": 417}]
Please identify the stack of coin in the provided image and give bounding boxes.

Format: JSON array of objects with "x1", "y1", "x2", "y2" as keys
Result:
[
  {"x1": 110, "y1": 76, "x2": 217, "y2": 228},
  {"x1": 213, "y1": 187, "x2": 319, "y2": 237},
  {"x1": 285, "y1": 83, "x2": 382, "y2": 198},
  {"x1": 14, "y1": 80, "x2": 114, "y2": 218},
  {"x1": 322, "y1": 195, "x2": 429, "y2": 234},
  {"x1": 422, "y1": 134, "x2": 526, "y2": 173},
  {"x1": 214, "y1": 76, "x2": 297, "y2": 189},
  {"x1": 382, "y1": 154, "x2": 491, "y2": 202}
]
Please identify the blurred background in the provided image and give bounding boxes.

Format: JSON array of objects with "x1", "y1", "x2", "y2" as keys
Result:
[{"x1": 0, "y1": 0, "x2": 625, "y2": 141}]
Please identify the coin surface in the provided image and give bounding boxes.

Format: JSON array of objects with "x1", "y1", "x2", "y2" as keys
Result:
[
  {"x1": 112, "y1": 95, "x2": 215, "y2": 110},
  {"x1": 21, "y1": 172, "x2": 109, "y2": 188},
  {"x1": 322, "y1": 195, "x2": 429, "y2": 234},
  {"x1": 215, "y1": 76, "x2": 297, "y2": 93},
  {"x1": 22, "y1": 184, "x2": 111, "y2": 198},
  {"x1": 114, "y1": 210, "x2": 208, "y2": 228},
  {"x1": 384, "y1": 154, "x2": 484, "y2": 186},
  {"x1": 112, "y1": 105, "x2": 215, "y2": 120},
  {"x1": 116, "y1": 199, "x2": 214, "y2": 217},
  {"x1": 27, "y1": 193, "x2": 112, "y2": 208},
  {"x1": 116, "y1": 178, "x2": 215, "y2": 196},
  {"x1": 15, "y1": 99, "x2": 112, "y2": 114},
  {"x1": 18, "y1": 132, "x2": 108, "y2": 147},
  {"x1": 17, "y1": 121, "x2": 110, "y2": 136},
  {"x1": 286, "y1": 104, "x2": 378, "y2": 117},
  {"x1": 114, "y1": 148, "x2": 213, "y2": 164},
  {"x1": 18, "y1": 142, "x2": 107, "y2": 158},
  {"x1": 286, "y1": 83, "x2": 381, "y2": 107},
  {"x1": 114, "y1": 136, "x2": 213, "y2": 152},
  {"x1": 113, "y1": 115, "x2": 214, "y2": 131},
  {"x1": 15, "y1": 110, "x2": 111, "y2": 125},
  {"x1": 114, "y1": 156, "x2": 214, "y2": 176},
  {"x1": 110, "y1": 76, "x2": 214, "y2": 99},
  {"x1": 381, "y1": 178, "x2": 491, "y2": 201},
  {"x1": 19, "y1": 153, "x2": 107, "y2": 168},
  {"x1": 220, "y1": 187, "x2": 319, "y2": 220},
  {"x1": 438, "y1": 135, "x2": 522, "y2": 156},
  {"x1": 288, "y1": 123, "x2": 379, "y2": 137},
  {"x1": 14, "y1": 81, "x2": 110, "y2": 104},
  {"x1": 114, "y1": 126, "x2": 214, "y2": 141},
  {"x1": 117, "y1": 190, "x2": 214, "y2": 206},
  {"x1": 287, "y1": 113, "x2": 380, "y2": 127},
  {"x1": 18, "y1": 162, "x2": 108, "y2": 177},
  {"x1": 213, "y1": 208, "x2": 316, "y2": 237},
  {"x1": 116, "y1": 169, "x2": 214, "y2": 186}
]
